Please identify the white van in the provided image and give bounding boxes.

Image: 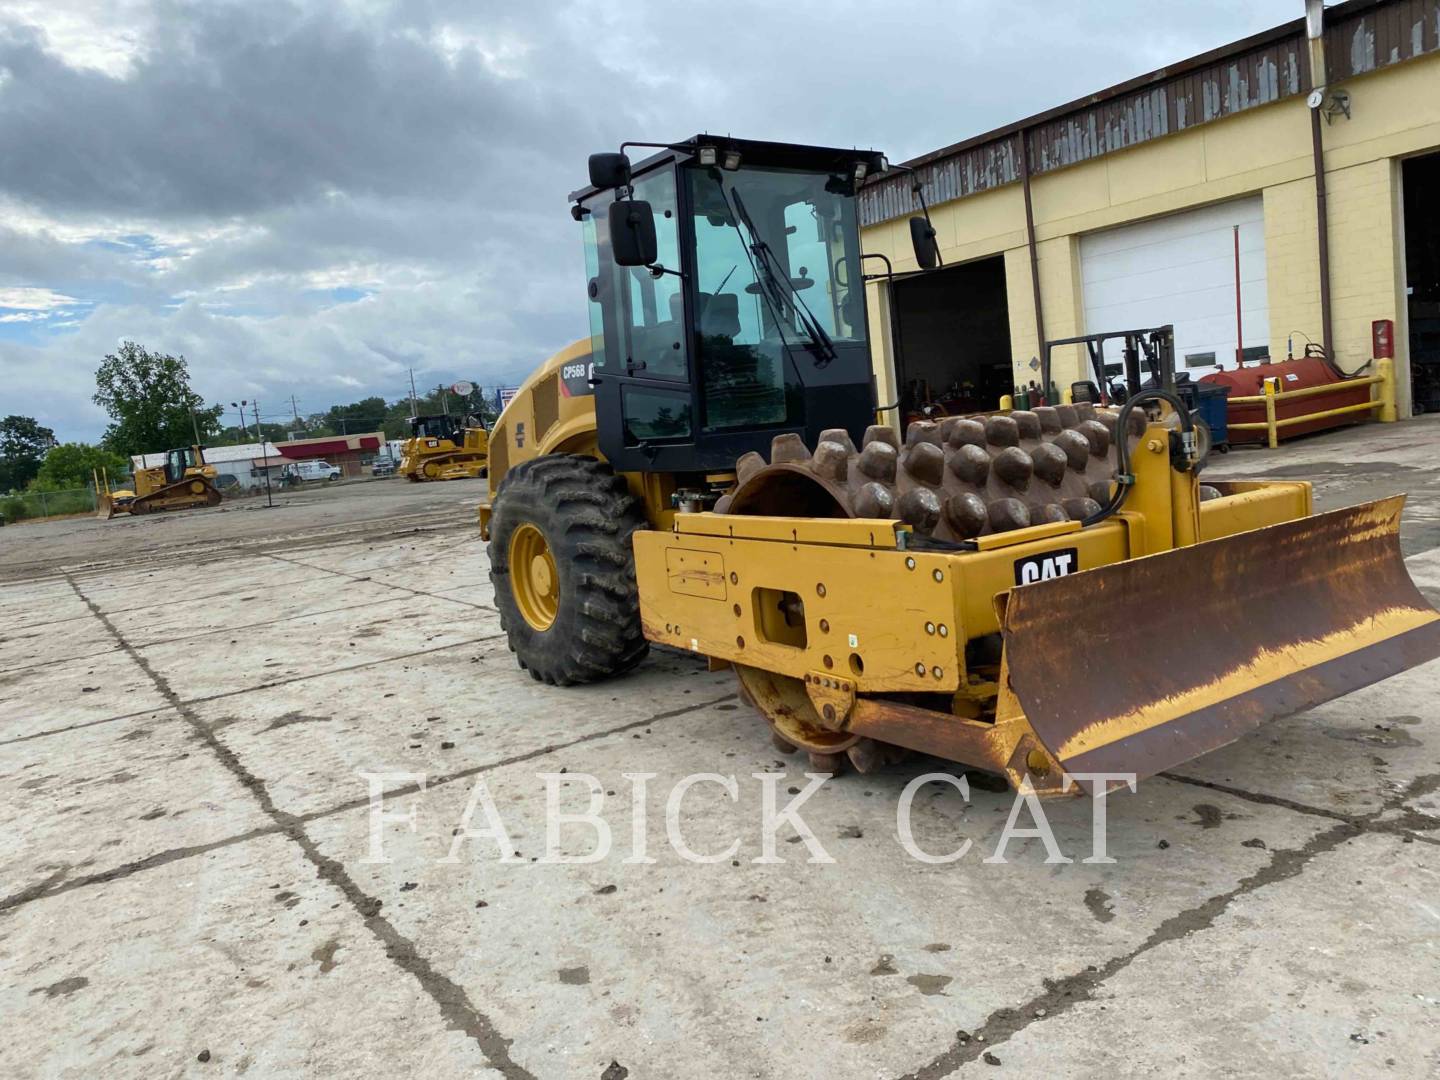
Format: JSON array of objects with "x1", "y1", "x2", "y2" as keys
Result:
[{"x1": 283, "y1": 460, "x2": 342, "y2": 483}]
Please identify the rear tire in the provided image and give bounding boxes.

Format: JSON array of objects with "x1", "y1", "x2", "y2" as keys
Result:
[{"x1": 488, "y1": 455, "x2": 648, "y2": 685}]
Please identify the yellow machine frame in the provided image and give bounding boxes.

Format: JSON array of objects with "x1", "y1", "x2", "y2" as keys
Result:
[
  {"x1": 630, "y1": 424, "x2": 1426, "y2": 792},
  {"x1": 402, "y1": 424, "x2": 490, "y2": 482},
  {"x1": 483, "y1": 335, "x2": 1440, "y2": 793},
  {"x1": 479, "y1": 340, "x2": 682, "y2": 537},
  {"x1": 96, "y1": 445, "x2": 221, "y2": 518}
]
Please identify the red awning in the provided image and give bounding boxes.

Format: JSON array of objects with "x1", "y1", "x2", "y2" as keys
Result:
[
  {"x1": 358, "y1": 436, "x2": 380, "y2": 450},
  {"x1": 279, "y1": 439, "x2": 352, "y2": 458}
]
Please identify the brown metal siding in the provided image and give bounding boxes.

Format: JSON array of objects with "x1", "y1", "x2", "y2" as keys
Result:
[
  {"x1": 859, "y1": 136, "x2": 1019, "y2": 223},
  {"x1": 1325, "y1": 0, "x2": 1440, "y2": 79},
  {"x1": 859, "y1": 0, "x2": 1439, "y2": 228}
]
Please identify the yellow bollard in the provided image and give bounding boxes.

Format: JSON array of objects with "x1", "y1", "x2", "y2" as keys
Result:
[
  {"x1": 999, "y1": 393, "x2": 1014, "y2": 411},
  {"x1": 1377, "y1": 357, "x2": 1397, "y2": 423},
  {"x1": 1263, "y1": 379, "x2": 1278, "y2": 450},
  {"x1": 1062, "y1": 386, "x2": 1074, "y2": 404}
]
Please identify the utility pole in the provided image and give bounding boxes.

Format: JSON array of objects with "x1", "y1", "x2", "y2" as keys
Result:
[
  {"x1": 183, "y1": 373, "x2": 203, "y2": 445},
  {"x1": 408, "y1": 368, "x2": 419, "y2": 417},
  {"x1": 435, "y1": 383, "x2": 450, "y2": 417},
  {"x1": 231, "y1": 400, "x2": 250, "y2": 440},
  {"x1": 289, "y1": 395, "x2": 301, "y2": 427},
  {"x1": 254, "y1": 401, "x2": 273, "y2": 508}
]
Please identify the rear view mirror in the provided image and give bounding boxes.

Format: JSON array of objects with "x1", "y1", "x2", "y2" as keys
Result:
[
  {"x1": 589, "y1": 152, "x2": 632, "y2": 190},
  {"x1": 909, "y1": 216, "x2": 939, "y2": 270},
  {"x1": 609, "y1": 199, "x2": 658, "y2": 267}
]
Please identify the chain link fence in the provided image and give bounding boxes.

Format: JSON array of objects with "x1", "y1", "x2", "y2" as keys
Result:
[{"x1": 0, "y1": 476, "x2": 133, "y2": 524}]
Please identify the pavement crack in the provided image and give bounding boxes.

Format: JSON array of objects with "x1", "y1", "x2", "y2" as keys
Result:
[
  {"x1": 264, "y1": 551, "x2": 497, "y2": 614},
  {"x1": 175, "y1": 633, "x2": 508, "y2": 708},
  {"x1": 307, "y1": 690, "x2": 741, "y2": 816},
  {"x1": 0, "y1": 705, "x2": 170, "y2": 747},
  {"x1": 0, "y1": 689, "x2": 738, "y2": 913},
  {"x1": 898, "y1": 770, "x2": 1439, "y2": 1078},
  {"x1": 0, "y1": 635, "x2": 508, "y2": 748},
  {"x1": 1161, "y1": 771, "x2": 1440, "y2": 847},
  {"x1": 8, "y1": 591, "x2": 423, "y2": 675},
  {"x1": 60, "y1": 572, "x2": 536, "y2": 1080},
  {"x1": 0, "y1": 829, "x2": 283, "y2": 914},
  {"x1": 898, "y1": 821, "x2": 1362, "y2": 1079}
]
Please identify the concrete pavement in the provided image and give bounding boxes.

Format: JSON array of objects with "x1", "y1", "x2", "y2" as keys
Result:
[{"x1": 2, "y1": 420, "x2": 1438, "y2": 1078}]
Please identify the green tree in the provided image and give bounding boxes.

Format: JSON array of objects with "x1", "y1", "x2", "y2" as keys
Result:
[
  {"x1": 321, "y1": 396, "x2": 389, "y2": 435},
  {"x1": 215, "y1": 421, "x2": 290, "y2": 445},
  {"x1": 33, "y1": 443, "x2": 129, "y2": 490},
  {"x1": 287, "y1": 384, "x2": 502, "y2": 444},
  {"x1": 0, "y1": 415, "x2": 57, "y2": 492},
  {"x1": 93, "y1": 342, "x2": 224, "y2": 457},
  {"x1": 372, "y1": 385, "x2": 497, "y2": 440}
]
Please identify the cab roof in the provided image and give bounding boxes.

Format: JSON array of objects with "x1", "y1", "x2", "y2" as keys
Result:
[{"x1": 568, "y1": 135, "x2": 885, "y2": 204}]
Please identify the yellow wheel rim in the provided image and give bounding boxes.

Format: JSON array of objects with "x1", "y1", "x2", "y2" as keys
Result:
[{"x1": 509, "y1": 522, "x2": 559, "y2": 631}]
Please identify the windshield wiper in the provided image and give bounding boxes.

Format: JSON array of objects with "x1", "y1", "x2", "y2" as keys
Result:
[{"x1": 727, "y1": 187, "x2": 839, "y2": 367}]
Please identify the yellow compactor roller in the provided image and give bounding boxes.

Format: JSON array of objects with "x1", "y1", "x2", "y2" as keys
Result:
[
  {"x1": 97, "y1": 445, "x2": 222, "y2": 518},
  {"x1": 399, "y1": 414, "x2": 489, "y2": 481},
  {"x1": 479, "y1": 135, "x2": 1440, "y2": 793}
]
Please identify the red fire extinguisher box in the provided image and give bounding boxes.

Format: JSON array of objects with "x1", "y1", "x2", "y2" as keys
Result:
[{"x1": 1372, "y1": 319, "x2": 1394, "y2": 360}]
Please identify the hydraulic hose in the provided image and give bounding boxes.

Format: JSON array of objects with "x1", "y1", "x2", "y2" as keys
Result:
[{"x1": 1081, "y1": 388, "x2": 1194, "y2": 528}]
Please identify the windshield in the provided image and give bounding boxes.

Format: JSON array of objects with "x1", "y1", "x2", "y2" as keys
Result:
[
  {"x1": 412, "y1": 417, "x2": 455, "y2": 439},
  {"x1": 686, "y1": 165, "x2": 867, "y2": 432}
]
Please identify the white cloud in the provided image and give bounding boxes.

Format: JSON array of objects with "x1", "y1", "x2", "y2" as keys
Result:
[
  {"x1": 0, "y1": 286, "x2": 84, "y2": 310},
  {"x1": 2, "y1": 0, "x2": 155, "y2": 78},
  {"x1": 0, "y1": 0, "x2": 1302, "y2": 442}
]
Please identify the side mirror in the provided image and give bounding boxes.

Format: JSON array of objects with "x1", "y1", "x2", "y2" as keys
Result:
[
  {"x1": 909, "y1": 216, "x2": 939, "y2": 270},
  {"x1": 609, "y1": 199, "x2": 658, "y2": 267},
  {"x1": 589, "y1": 152, "x2": 632, "y2": 190}
]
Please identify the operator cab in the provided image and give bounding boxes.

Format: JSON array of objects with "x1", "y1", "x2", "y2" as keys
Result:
[
  {"x1": 163, "y1": 446, "x2": 203, "y2": 484},
  {"x1": 410, "y1": 415, "x2": 466, "y2": 443},
  {"x1": 573, "y1": 136, "x2": 888, "y2": 474}
]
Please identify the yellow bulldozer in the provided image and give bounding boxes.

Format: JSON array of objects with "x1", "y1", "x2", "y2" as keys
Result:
[
  {"x1": 478, "y1": 135, "x2": 1440, "y2": 793},
  {"x1": 97, "y1": 445, "x2": 222, "y2": 518},
  {"x1": 399, "y1": 414, "x2": 489, "y2": 481}
]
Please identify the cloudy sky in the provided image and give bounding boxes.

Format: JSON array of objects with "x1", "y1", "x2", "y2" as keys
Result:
[{"x1": 0, "y1": 0, "x2": 1299, "y2": 442}]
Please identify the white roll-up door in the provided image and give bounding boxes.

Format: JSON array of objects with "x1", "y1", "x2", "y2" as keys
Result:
[{"x1": 1080, "y1": 197, "x2": 1268, "y2": 378}]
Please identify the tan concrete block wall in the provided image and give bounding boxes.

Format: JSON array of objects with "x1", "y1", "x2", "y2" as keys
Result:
[
  {"x1": 1003, "y1": 247, "x2": 1039, "y2": 382},
  {"x1": 1325, "y1": 158, "x2": 1404, "y2": 392},
  {"x1": 1000, "y1": 238, "x2": 1090, "y2": 398},
  {"x1": 1262, "y1": 177, "x2": 1323, "y2": 362}
]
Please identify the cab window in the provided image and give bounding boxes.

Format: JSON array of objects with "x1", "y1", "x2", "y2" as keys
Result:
[
  {"x1": 580, "y1": 208, "x2": 608, "y2": 371},
  {"x1": 685, "y1": 164, "x2": 866, "y2": 433},
  {"x1": 619, "y1": 168, "x2": 686, "y2": 380}
]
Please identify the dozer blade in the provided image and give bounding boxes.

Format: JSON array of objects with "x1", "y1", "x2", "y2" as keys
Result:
[
  {"x1": 1001, "y1": 495, "x2": 1440, "y2": 790},
  {"x1": 97, "y1": 496, "x2": 116, "y2": 520}
]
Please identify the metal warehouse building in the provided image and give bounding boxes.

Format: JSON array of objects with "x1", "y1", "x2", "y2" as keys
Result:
[{"x1": 860, "y1": 0, "x2": 1440, "y2": 419}]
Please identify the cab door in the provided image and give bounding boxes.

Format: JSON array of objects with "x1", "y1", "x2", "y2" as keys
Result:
[{"x1": 588, "y1": 164, "x2": 697, "y2": 473}]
